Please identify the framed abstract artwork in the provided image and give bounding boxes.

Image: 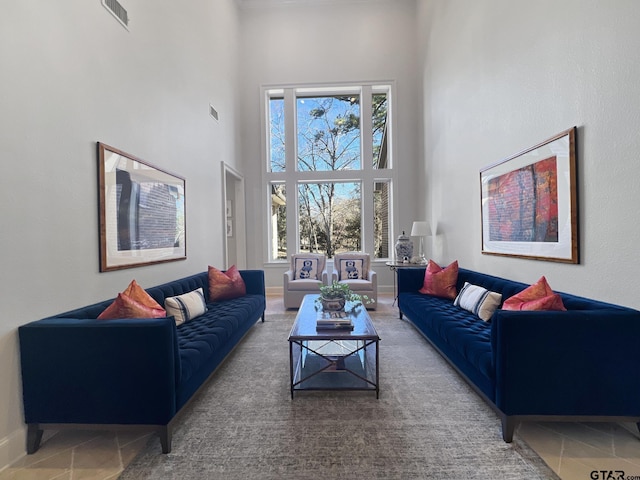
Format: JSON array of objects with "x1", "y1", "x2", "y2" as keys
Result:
[
  {"x1": 98, "y1": 142, "x2": 186, "y2": 271},
  {"x1": 480, "y1": 127, "x2": 578, "y2": 263}
]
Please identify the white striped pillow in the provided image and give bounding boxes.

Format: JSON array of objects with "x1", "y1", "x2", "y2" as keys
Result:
[
  {"x1": 453, "y1": 282, "x2": 502, "y2": 322},
  {"x1": 165, "y1": 288, "x2": 207, "y2": 326}
]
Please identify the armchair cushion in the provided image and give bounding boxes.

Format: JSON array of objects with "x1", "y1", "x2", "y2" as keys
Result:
[{"x1": 287, "y1": 279, "x2": 323, "y2": 291}]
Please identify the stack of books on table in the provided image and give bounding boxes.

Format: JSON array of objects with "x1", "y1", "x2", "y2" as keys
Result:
[{"x1": 316, "y1": 311, "x2": 354, "y2": 331}]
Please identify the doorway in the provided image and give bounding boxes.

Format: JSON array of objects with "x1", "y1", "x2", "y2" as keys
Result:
[{"x1": 222, "y1": 162, "x2": 246, "y2": 269}]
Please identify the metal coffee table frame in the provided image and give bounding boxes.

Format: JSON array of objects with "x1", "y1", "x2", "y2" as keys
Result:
[{"x1": 288, "y1": 295, "x2": 380, "y2": 398}]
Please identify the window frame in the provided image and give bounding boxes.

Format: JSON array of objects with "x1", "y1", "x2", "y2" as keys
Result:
[{"x1": 262, "y1": 82, "x2": 396, "y2": 264}]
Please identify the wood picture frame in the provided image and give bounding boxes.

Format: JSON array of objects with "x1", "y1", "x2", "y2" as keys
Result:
[
  {"x1": 480, "y1": 127, "x2": 578, "y2": 263},
  {"x1": 98, "y1": 142, "x2": 186, "y2": 272}
]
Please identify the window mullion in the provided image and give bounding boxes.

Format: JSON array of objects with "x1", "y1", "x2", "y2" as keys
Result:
[
  {"x1": 361, "y1": 85, "x2": 373, "y2": 171},
  {"x1": 360, "y1": 85, "x2": 374, "y2": 255},
  {"x1": 284, "y1": 88, "x2": 296, "y2": 173},
  {"x1": 284, "y1": 89, "x2": 298, "y2": 254}
]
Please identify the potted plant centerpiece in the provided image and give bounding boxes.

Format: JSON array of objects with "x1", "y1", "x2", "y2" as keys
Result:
[{"x1": 316, "y1": 280, "x2": 371, "y2": 312}]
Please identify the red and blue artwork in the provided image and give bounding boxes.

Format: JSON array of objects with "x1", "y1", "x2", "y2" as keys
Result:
[{"x1": 487, "y1": 156, "x2": 559, "y2": 242}]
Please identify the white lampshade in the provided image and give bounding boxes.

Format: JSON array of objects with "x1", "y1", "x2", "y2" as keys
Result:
[{"x1": 410, "y1": 221, "x2": 431, "y2": 237}]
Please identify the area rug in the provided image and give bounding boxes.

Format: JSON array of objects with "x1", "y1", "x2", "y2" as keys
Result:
[{"x1": 119, "y1": 309, "x2": 559, "y2": 480}]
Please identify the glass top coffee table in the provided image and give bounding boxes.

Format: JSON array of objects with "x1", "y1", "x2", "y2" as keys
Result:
[{"x1": 288, "y1": 294, "x2": 380, "y2": 398}]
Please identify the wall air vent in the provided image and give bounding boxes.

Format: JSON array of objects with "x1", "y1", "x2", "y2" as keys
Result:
[
  {"x1": 102, "y1": 0, "x2": 129, "y2": 30},
  {"x1": 209, "y1": 104, "x2": 219, "y2": 121}
]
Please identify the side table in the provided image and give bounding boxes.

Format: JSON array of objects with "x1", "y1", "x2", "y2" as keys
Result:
[{"x1": 385, "y1": 261, "x2": 426, "y2": 306}]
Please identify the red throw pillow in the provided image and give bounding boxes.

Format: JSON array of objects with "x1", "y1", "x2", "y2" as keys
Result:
[
  {"x1": 502, "y1": 276, "x2": 567, "y2": 311},
  {"x1": 418, "y1": 260, "x2": 458, "y2": 299},
  {"x1": 208, "y1": 265, "x2": 247, "y2": 301},
  {"x1": 98, "y1": 279, "x2": 166, "y2": 319},
  {"x1": 98, "y1": 293, "x2": 167, "y2": 319}
]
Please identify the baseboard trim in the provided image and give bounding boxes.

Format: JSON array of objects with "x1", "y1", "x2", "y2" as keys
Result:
[{"x1": 0, "y1": 426, "x2": 26, "y2": 473}]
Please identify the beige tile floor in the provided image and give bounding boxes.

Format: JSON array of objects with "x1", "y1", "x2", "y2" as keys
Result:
[{"x1": 2, "y1": 293, "x2": 639, "y2": 480}]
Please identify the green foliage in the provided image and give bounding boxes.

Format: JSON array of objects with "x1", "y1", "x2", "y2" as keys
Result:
[{"x1": 316, "y1": 280, "x2": 372, "y2": 306}]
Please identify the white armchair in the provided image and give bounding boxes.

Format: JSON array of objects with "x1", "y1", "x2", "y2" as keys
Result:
[
  {"x1": 331, "y1": 252, "x2": 377, "y2": 309},
  {"x1": 283, "y1": 253, "x2": 329, "y2": 309}
]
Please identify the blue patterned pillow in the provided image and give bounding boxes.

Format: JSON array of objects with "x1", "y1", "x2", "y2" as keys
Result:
[
  {"x1": 338, "y1": 259, "x2": 364, "y2": 281},
  {"x1": 294, "y1": 258, "x2": 319, "y2": 280}
]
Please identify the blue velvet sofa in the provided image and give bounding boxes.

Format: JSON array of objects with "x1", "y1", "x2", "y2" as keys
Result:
[
  {"x1": 398, "y1": 267, "x2": 640, "y2": 442},
  {"x1": 19, "y1": 269, "x2": 265, "y2": 454}
]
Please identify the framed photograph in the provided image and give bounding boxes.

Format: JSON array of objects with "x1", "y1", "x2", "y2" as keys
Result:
[
  {"x1": 480, "y1": 127, "x2": 578, "y2": 263},
  {"x1": 98, "y1": 142, "x2": 186, "y2": 272}
]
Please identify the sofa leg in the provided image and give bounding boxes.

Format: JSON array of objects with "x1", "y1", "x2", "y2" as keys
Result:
[
  {"x1": 26, "y1": 424, "x2": 43, "y2": 454},
  {"x1": 261, "y1": 312, "x2": 265, "y2": 323},
  {"x1": 501, "y1": 416, "x2": 515, "y2": 443},
  {"x1": 159, "y1": 426, "x2": 172, "y2": 454}
]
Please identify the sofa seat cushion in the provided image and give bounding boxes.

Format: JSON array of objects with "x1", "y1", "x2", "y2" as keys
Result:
[
  {"x1": 176, "y1": 295, "x2": 264, "y2": 385},
  {"x1": 400, "y1": 293, "x2": 493, "y2": 382},
  {"x1": 435, "y1": 304, "x2": 493, "y2": 380}
]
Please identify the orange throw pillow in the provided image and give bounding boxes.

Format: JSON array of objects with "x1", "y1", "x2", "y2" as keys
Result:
[
  {"x1": 98, "y1": 293, "x2": 166, "y2": 319},
  {"x1": 122, "y1": 279, "x2": 164, "y2": 310},
  {"x1": 418, "y1": 260, "x2": 458, "y2": 299},
  {"x1": 98, "y1": 280, "x2": 166, "y2": 319},
  {"x1": 502, "y1": 276, "x2": 567, "y2": 311},
  {"x1": 208, "y1": 265, "x2": 247, "y2": 301}
]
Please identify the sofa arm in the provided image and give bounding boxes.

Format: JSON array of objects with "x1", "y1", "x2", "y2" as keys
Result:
[
  {"x1": 492, "y1": 308, "x2": 640, "y2": 416},
  {"x1": 397, "y1": 268, "x2": 426, "y2": 293},
  {"x1": 19, "y1": 317, "x2": 179, "y2": 426},
  {"x1": 240, "y1": 269, "x2": 265, "y2": 297}
]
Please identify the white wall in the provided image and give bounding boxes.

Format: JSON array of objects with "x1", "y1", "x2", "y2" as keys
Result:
[
  {"x1": 418, "y1": 0, "x2": 640, "y2": 308},
  {"x1": 238, "y1": 0, "x2": 421, "y2": 289},
  {"x1": 0, "y1": 0, "x2": 240, "y2": 468}
]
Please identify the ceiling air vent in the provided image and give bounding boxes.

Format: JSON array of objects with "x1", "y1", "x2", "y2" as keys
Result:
[{"x1": 102, "y1": 0, "x2": 129, "y2": 30}]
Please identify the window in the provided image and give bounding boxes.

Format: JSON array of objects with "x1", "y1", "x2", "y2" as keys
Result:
[{"x1": 265, "y1": 84, "x2": 394, "y2": 261}]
